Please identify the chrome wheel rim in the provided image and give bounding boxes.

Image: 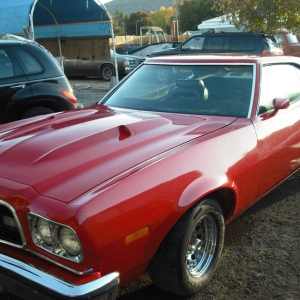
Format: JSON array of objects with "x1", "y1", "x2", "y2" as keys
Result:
[
  {"x1": 186, "y1": 214, "x2": 217, "y2": 277},
  {"x1": 103, "y1": 67, "x2": 112, "y2": 80}
]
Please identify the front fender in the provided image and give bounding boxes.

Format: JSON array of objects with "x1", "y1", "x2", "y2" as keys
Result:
[{"x1": 178, "y1": 174, "x2": 233, "y2": 208}]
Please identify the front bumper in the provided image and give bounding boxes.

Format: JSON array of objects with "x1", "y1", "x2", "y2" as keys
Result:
[{"x1": 0, "y1": 253, "x2": 119, "y2": 300}]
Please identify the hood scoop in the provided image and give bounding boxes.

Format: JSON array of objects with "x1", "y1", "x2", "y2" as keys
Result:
[{"x1": 104, "y1": 125, "x2": 132, "y2": 141}]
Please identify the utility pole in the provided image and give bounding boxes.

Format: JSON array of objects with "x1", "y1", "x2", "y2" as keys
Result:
[{"x1": 172, "y1": 0, "x2": 181, "y2": 41}]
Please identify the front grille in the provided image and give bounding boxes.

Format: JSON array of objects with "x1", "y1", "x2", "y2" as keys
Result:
[
  {"x1": 0, "y1": 201, "x2": 26, "y2": 247},
  {"x1": 138, "y1": 58, "x2": 146, "y2": 64}
]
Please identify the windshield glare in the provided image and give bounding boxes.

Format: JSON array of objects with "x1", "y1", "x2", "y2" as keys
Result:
[{"x1": 101, "y1": 64, "x2": 254, "y2": 118}]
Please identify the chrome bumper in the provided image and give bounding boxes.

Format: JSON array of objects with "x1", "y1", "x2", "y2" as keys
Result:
[{"x1": 0, "y1": 253, "x2": 119, "y2": 300}]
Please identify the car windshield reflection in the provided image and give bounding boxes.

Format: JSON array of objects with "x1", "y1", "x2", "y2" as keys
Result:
[{"x1": 101, "y1": 64, "x2": 254, "y2": 118}]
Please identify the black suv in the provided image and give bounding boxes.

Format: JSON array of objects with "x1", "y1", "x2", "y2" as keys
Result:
[
  {"x1": 150, "y1": 32, "x2": 283, "y2": 57},
  {"x1": 0, "y1": 35, "x2": 81, "y2": 124}
]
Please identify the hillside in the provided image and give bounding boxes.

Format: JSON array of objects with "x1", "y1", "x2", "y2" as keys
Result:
[{"x1": 104, "y1": 0, "x2": 174, "y2": 15}]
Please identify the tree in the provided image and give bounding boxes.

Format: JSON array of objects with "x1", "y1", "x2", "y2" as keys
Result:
[
  {"x1": 213, "y1": 0, "x2": 300, "y2": 33},
  {"x1": 150, "y1": 7, "x2": 174, "y2": 34},
  {"x1": 178, "y1": 0, "x2": 218, "y2": 33},
  {"x1": 113, "y1": 9, "x2": 126, "y2": 36},
  {"x1": 125, "y1": 12, "x2": 154, "y2": 35}
]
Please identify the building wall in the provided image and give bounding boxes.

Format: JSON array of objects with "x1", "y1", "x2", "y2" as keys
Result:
[{"x1": 37, "y1": 37, "x2": 111, "y2": 61}]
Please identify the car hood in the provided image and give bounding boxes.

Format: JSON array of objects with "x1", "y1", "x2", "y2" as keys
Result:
[{"x1": 0, "y1": 105, "x2": 235, "y2": 202}]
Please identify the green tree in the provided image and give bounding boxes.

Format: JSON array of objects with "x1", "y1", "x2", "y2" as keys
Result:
[
  {"x1": 213, "y1": 0, "x2": 300, "y2": 33},
  {"x1": 178, "y1": 0, "x2": 218, "y2": 33},
  {"x1": 112, "y1": 9, "x2": 127, "y2": 36},
  {"x1": 125, "y1": 12, "x2": 154, "y2": 35},
  {"x1": 150, "y1": 7, "x2": 175, "y2": 34}
]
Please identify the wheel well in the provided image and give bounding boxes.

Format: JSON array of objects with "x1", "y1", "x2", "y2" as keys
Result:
[
  {"x1": 203, "y1": 188, "x2": 236, "y2": 221},
  {"x1": 19, "y1": 101, "x2": 57, "y2": 119},
  {"x1": 100, "y1": 62, "x2": 114, "y2": 70},
  {"x1": 99, "y1": 63, "x2": 116, "y2": 74}
]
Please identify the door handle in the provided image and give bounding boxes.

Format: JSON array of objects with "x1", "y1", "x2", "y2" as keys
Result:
[{"x1": 10, "y1": 84, "x2": 25, "y2": 89}]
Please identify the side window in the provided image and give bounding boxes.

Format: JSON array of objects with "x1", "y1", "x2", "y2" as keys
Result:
[
  {"x1": 259, "y1": 64, "x2": 300, "y2": 114},
  {"x1": 14, "y1": 48, "x2": 43, "y2": 74},
  {"x1": 182, "y1": 36, "x2": 205, "y2": 50},
  {"x1": 206, "y1": 37, "x2": 227, "y2": 51},
  {"x1": 231, "y1": 36, "x2": 255, "y2": 51},
  {"x1": 0, "y1": 49, "x2": 14, "y2": 78}
]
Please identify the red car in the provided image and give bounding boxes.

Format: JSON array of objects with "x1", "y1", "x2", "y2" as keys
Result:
[{"x1": 0, "y1": 55, "x2": 299, "y2": 300}]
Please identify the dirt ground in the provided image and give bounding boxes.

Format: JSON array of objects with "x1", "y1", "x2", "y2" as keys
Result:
[{"x1": 2, "y1": 79, "x2": 300, "y2": 300}]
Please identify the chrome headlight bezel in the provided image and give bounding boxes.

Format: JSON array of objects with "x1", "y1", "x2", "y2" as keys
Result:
[{"x1": 28, "y1": 213, "x2": 83, "y2": 263}]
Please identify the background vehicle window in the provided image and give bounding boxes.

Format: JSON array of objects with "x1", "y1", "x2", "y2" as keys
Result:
[
  {"x1": 259, "y1": 64, "x2": 300, "y2": 113},
  {"x1": 183, "y1": 36, "x2": 205, "y2": 50},
  {"x1": 206, "y1": 37, "x2": 229, "y2": 51},
  {"x1": 0, "y1": 49, "x2": 14, "y2": 78},
  {"x1": 275, "y1": 33, "x2": 285, "y2": 44},
  {"x1": 231, "y1": 36, "x2": 255, "y2": 51},
  {"x1": 15, "y1": 49, "x2": 43, "y2": 74}
]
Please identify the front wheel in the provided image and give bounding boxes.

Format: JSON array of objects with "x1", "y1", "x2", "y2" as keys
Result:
[
  {"x1": 148, "y1": 199, "x2": 225, "y2": 296},
  {"x1": 100, "y1": 64, "x2": 113, "y2": 81}
]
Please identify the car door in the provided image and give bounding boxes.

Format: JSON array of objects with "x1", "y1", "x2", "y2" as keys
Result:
[
  {"x1": 0, "y1": 47, "x2": 31, "y2": 123},
  {"x1": 64, "y1": 58, "x2": 94, "y2": 77},
  {"x1": 251, "y1": 63, "x2": 300, "y2": 196}
]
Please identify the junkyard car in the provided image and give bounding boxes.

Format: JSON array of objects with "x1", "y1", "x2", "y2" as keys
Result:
[
  {"x1": 0, "y1": 55, "x2": 299, "y2": 299},
  {"x1": 0, "y1": 35, "x2": 80, "y2": 124},
  {"x1": 63, "y1": 49, "x2": 145, "y2": 81}
]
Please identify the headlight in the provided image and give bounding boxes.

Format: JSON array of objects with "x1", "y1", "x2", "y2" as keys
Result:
[
  {"x1": 37, "y1": 218, "x2": 53, "y2": 245},
  {"x1": 124, "y1": 60, "x2": 135, "y2": 66},
  {"x1": 28, "y1": 213, "x2": 83, "y2": 263},
  {"x1": 59, "y1": 227, "x2": 81, "y2": 256}
]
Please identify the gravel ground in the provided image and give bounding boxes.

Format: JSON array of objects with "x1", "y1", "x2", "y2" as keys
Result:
[
  {"x1": 70, "y1": 78, "x2": 112, "y2": 107},
  {"x1": 1, "y1": 79, "x2": 300, "y2": 299}
]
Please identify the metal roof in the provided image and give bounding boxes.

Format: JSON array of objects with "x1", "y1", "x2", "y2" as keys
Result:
[{"x1": 0, "y1": 0, "x2": 111, "y2": 38}]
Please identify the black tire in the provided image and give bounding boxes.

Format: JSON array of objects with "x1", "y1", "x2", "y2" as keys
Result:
[
  {"x1": 148, "y1": 199, "x2": 225, "y2": 296},
  {"x1": 100, "y1": 64, "x2": 113, "y2": 81},
  {"x1": 22, "y1": 107, "x2": 54, "y2": 119}
]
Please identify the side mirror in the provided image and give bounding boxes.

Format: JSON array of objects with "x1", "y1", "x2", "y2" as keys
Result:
[
  {"x1": 262, "y1": 98, "x2": 290, "y2": 120},
  {"x1": 273, "y1": 98, "x2": 290, "y2": 110}
]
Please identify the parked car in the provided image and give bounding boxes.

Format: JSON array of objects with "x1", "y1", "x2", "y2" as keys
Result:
[
  {"x1": 63, "y1": 49, "x2": 145, "y2": 81},
  {"x1": 276, "y1": 29, "x2": 300, "y2": 57},
  {"x1": 0, "y1": 35, "x2": 80, "y2": 124},
  {"x1": 0, "y1": 54, "x2": 299, "y2": 300},
  {"x1": 150, "y1": 31, "x2": 283, "y2": 57}
]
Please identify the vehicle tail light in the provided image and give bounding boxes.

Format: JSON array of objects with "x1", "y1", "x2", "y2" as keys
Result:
[{"x1": 61, "y1": 90, "x2": 77, "y2": 104}]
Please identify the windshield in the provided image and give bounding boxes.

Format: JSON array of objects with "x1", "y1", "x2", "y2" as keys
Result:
[{"x1": 101, "y1": 64, "x2": 254, "y2": 118}]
